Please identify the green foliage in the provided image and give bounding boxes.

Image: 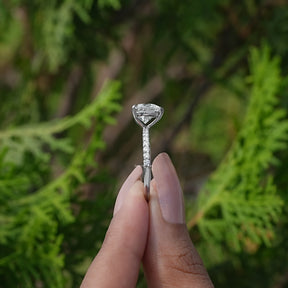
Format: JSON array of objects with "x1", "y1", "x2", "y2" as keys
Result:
[
  {"x1": 98, "y1": 0, "x2": 121, "y2": 10},
  {"x1": 190, "y1": 46, "x2": 288, "y2": 267},
  {"x1": 39, "y1": 0, "x2": 91, "y2": 71},
  {"x1": 0, "y1": 0, "x2": 121, "y2": 72},
  {"x1": 1, "y1": 1, "x2": 288, "y2": 287},
  {"x1": 0, "y1": 82, "x2": 122, "y2": 287},
  {"x1": 0, "y1": 81, "x2": 121, "y2": 164},
  {"x1": 190, "y1": 85, "x2": 245, "y2": 162}
]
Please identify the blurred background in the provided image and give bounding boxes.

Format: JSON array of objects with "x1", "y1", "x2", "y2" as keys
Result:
[{"x1": 1, "y1": 0, "x2": 288, "y2": 287}]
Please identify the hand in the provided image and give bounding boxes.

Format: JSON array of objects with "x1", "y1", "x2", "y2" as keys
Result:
[{"x1": 80, "y1": 153, "x2": 214, "y2": 288}]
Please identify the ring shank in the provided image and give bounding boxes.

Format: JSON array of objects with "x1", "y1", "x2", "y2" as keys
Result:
[{"x1": 143, "y1": 166, "x2": 151, "y2": 201}]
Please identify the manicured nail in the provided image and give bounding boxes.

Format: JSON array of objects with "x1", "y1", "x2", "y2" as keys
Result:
[
  {"x1": 113, "y1": 165, "x2": 142, "y2": 216},
  {"x1": 152, "y1": 153, "x2": 185, "y2": 224}
]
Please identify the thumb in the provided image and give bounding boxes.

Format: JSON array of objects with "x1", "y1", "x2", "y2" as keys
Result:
[
  {"x1": 143, "y1": 153, "x2": 213, "y2": 288},
  {"x1": 81, "y1": 166, "x2": 149, "y2": 288}
]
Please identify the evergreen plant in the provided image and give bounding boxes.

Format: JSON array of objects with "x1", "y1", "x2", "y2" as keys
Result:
[{"x1": 1, "y1": 1, "x2": 288, "y2": 287}]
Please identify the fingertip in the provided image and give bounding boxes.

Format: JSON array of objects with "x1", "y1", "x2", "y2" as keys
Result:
[
  {"x1": 81, "y1": 179, "x2": 149, "y2": 288},
  {"x1": 152, "y1": 152, "x2": 170, "y2": 168},
  {"x1": 113, "y1": 165, "x2": 142, "y2": 216},
  {"x1": 144, "y1": 153, "x2": 213, "y2": 288},
  {"x1": 151, "y1": 152, "x2": 185, "y2": 224}
]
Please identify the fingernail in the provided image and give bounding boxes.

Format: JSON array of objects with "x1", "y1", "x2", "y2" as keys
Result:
[
  {"x1": 152, "y1": 153, "x2": 185, "y2": 224},
  {"x1": 113, "y1": 165, "x2": 142, "y2": 216}
]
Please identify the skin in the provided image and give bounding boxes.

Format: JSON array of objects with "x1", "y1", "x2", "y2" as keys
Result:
[{"x1": 81, "y1": 153, "x2": 214, "y2": 288}]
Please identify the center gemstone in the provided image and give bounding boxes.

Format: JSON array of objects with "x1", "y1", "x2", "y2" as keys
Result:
[{"x1": 132, "y1": 103, "x2": 164, "y2": 127}]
